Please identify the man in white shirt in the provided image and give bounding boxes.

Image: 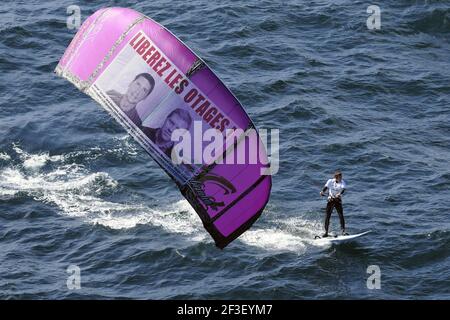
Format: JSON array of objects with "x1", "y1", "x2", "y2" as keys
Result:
[{"x1": 320, "y1": 170, "x2": 348, "y2": 237}]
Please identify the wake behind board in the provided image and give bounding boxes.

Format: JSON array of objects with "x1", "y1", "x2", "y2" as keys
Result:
[{"x1": 314, "y1": 231, "x2": 371, "y2": 245}]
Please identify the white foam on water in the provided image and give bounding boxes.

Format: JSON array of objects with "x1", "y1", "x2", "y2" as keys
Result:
[
  {"x1": 0, "y1": 166, "x2": 201, "y2": 233},
  {"x1": 240, "y1": 228, "x2": 308, "y2": 252},
  {"x1": 0, "y1": 166, "x2": 114, "y2": 195},
  {"x1": 0, "y1": 146, "x2": 205, "y2": 241},
  {"x1": 114, "y1": 135, "x2": 139, "y2": 156},
  {"x1": 239, "y1": 216, "x2": 331, "y2": 252},
  {"x1": 11, "y1": 144, "x2": 65, "y2": 170},
  {"x1": 43, "y1": 192, "x2": 203, "y2": 238},
  {"x1": 22, "y1": 153, "x2": 64, "y2": 170},
  {"x1": 10, "y1": 136, "x2": 139, "y2": 171},
  {"x1": 0, "y1": 152, "x2": 11, "y2": 161}
]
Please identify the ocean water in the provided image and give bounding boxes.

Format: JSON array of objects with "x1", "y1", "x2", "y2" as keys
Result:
[{"x1": 0, "y1": 0, "x2": 449, "y2": 299}]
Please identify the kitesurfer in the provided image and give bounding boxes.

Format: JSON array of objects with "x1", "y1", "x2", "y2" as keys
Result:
[{"x1": 319, "y1": 170, "x2": 348, "y2": 237}]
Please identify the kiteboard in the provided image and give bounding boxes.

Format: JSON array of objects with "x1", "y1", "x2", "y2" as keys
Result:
[{"x1": 314, "y1": 231, "x2": 371, "y2": 244}]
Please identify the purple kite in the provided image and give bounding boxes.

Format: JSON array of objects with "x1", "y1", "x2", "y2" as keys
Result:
[{"x1": 55, "y1": 7, "x2": 271, "y2": 248}]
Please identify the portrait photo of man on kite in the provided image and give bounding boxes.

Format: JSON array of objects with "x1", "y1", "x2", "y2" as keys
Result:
[
  {"x1": 106, "y1": 72, "x2": 155, "y2": 126},
  {"x1": 142, "y1": 108, "x2": 193, "y2": 158}
]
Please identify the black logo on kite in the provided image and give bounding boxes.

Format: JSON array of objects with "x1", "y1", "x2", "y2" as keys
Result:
[{"x1": 190, "y1": 173, "x2": 236, "y2": 211}]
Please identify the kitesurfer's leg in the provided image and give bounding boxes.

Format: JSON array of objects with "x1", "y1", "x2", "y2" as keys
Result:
[
  {"x1": 323, "y1": 200, "x2": 334, "y2": 237},
  {"x1": 335, "y1": 199, "x2": 347, "y2": 235}
]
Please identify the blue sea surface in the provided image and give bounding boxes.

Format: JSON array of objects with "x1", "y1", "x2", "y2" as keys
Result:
[{"x1": 0, "y1": 0, "x2": 449, "y2": 299}]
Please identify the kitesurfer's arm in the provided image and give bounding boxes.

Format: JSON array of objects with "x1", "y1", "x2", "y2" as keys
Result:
[
  {"x1": 335, "y1": 180, "x2": 346, "y2": 198},
  {"x1": 320, "y1": 179, "x2": 332, "y2": 197},
  {"x1": 335, "y1": 188, "x2": 345, "y2": 198}
]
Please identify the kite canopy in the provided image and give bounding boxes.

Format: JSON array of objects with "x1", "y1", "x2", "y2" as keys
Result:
[{"x1": 55, "y1": 7, "x2": 271, "y2": 248}]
